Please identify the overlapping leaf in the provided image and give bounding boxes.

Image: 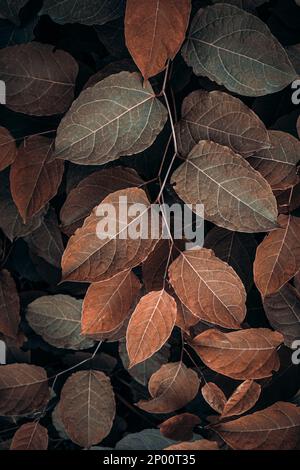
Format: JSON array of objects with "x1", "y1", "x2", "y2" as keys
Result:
[
  {"x1": 191, "y1": 328, "x2": 283, "y2": 380},
  {"x1": 41, "y1": 0, "x2": 125, "y2": 26},
  {"x1": 0, "y1": 364, "x2": 49, "y2": 416},
  {"x1": 247, "y1": 131, "x2": 300, "y2": 190},
  {"x1": 126, "y1": 289, "x2": 177, "y2": 367},
  {"x1": 0, "y1": 42, "x2": 78, "y2": 115},
  {"x1": 61, "y1": 187, "x2": 160, "y2": 283},
  {"x1": 27, "y1": 294, "x2": 94, "y2": 350},
  {"x1": 10, "y1": 136, "x2": 64, "y2": 222},
  {"x1": 263, "y1": 283, "x2": 300, "y2": 348},
  {"x1": 0, "y1": 126, "x2": 16, "y2": 171},
  {"x1": 125, "y1": 0, "x2": 191, "y2": 80},
  {"x1": 182, "y1": 4, "x2": 297, "y2": 96},
  {"x1": 165, "y1": 440, "x2": 219, "y2": 450},
  {"x1": 171, "y1": 140, "x2": 278, "y2": 232},
  {"x1": 0, "y1": 0, "x2": 28, "y2": 24},
  {"x1": 55, "y1": 72, "x2": 167, "y2": 165},
  {"x1": 168, "y1": 248, "x2": 246, "y2": 329},
  {"x1": 159, "y1": 413, "x2": 200, "y2": 441},
  {"x1": 221, "y1": 380, "x2": 261, "y2": 418},
  {"x1": 201, "y1": 382, "x2": 227, "y2": 414},
  {"x1": 10, "y1": 423, "x2": 48, "y2": 450},
  {"x1": 60, "y1": 370, "x2": 116, "y2": 448},
  {"x1": 176, "y1": 90, "x2": 270, "y2": 157},
  {"x1": 60, "y1": 166, "x2": 143, "y2": 236},
  {"x1": 137, "y1": 362, "x2": 200, "y2": 414},
  {"x1": 254, "y1": 215, "x2": 300, "y2": 297},
  {"x1": 0, "y1": 269, "x2": 20, "y2": 339},
  {"x1": 213, "y1": 402, "x2": 300, "y2": 450},
  {"x1": 82, "y1": 270, "x2": 141, "y2": 336}
]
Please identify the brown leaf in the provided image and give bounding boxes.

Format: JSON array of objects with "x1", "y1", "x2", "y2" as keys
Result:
[
  {"x1": 247, "y1": 131, "x2": 300, "y2": 190},
  {"x1": 159, "y1": 413, "x2": 201, "y2": 441},
  {"x1": 126, "y1": 289, "x2": 177, "y2": 367},
  {"x1": 61, "y1": 187, "x2": 160, "y2": 283},
  {"x1": 201, "y1": 382, "x2": 226, "y2": 414},
  {"x1": 10, "y1": 136, "x2": 64, "y2": 223},
  {"x1": 0, "y1": 269, "x2": 20, "y2": 339},
  {"x1": 168, "y1": 248, "x2": 246, "y2": 330},
  {"x1": 213, "y1": 402, "x2": 300, "y2": 450},
  {"x1": 25, "y1": 208, "x2": 64, "y2": 268},
  {"x1": 204, "y1": 227, "x2": 257, "y2": 293},
  {"x1": 0, "y1": 126, "x2": 16, "y2": 171},
  {"x1": 60, "y1": 166, "x2": 143, "y2": 236},
  {"x1": 0, "y1": 43, "x2": 78, "y2": 116},
  {"x1": 125, "y1": 0, "x2": 191, "y2": 80},
  {"x1": 175, "y1": 296, "x2": 199, "y2": 333},
  {"x1": 171, "y1": 140, "x2": 278, "y2": 232},
  {"x1": 176, "y1": 90, "x2": 270, "y2": 158},
  {"x1": 254, "y1": 215, "x2": 300, "y2": 297},
  {"x1": 0, "y1": 364, "x2": 49, "y2": 416},
  {"x1": 221, "y1": 380, "x2": 261, "y2": 418},
  {"x1": 82, "y1": 270, "x2": 141, "y2": 336},
  {"x1": 263, "y1": 283, "x2": 300, "y2": 348},
  {"x1": 136, "y1": 362, "x2": 200, "y2": 414},
  {"x1": 165, "y1": 439, "x2": 219, "y2": 450},
  {"x1": 191, "y1": 328, "x2": 283, "y2": 380},
  {"x1": 60, "y1": 370, "x2": 115, "y2": 448},
  {"x1": 10, "y1": 423, "x2": 48, "y2": 450}
]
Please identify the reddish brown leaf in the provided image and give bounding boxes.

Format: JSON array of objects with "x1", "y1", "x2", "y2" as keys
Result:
[
  {"x1": 125, "y1": 0, "x2": 191, "y2": 80},
  {"x1": 61, "y1": 187, "x2": 160, "y2": 283},
  {"x1": 168, "y1": 248, "x2": 246, "y2": 329},
  {"x1": 82, "y1": 270, "x2": 141, "y2": 336},
  {"x1": 201, "y1": 382, "x2": 226, "y2": 414},
  {"x1": 60, "y1": 370, "x2": 115, "y2": 448},
  {"x1": 0, "y1": 364, "x2": 49, "y2": 416},
  {"x1": 221, "y1": 380, "x2": 261, "y2": 418},
  {"x1": 0, "y1": 269, "x2": 20, "y2": 339},
  {"x1": 10, "y1": 136, "x2": 64, "y2": 222},
  {"x1": 263, "y1": 283, "x2": 300, "y2": 348},
  {"x1": 165, "y1": 439, "x2": 219, "y2": 450},
  {"x1": 213, "y1": 402, "x2": 300, "y2": 450},
  {"x1": 254, "y1": 215, "x2": 300, "y2": 297},
  {"x1": 142, "y1": 239, "x2": 177, "y2": 292},
  {"x1": 175, "y1": 296, "x2": 199, "y2": 333},
  {"x1": 0, "y1": 126, "x2": 16, "y2": 171},
  {"x1": 159, "y1": 413, "x2": 201, "y2": 441},
  {"x1": 10, "y1": 423, "x2": 48, "y2": 450},
  {"x1": 137, "y1": 362, "x2": 200, "y2": 414},
  {"x1": 247, "y1": 131, "x2": 300, "y2": 190},
  {"x1": 191, "y1": 328, "x2": 283, "y2": 380},
  {"x1": 0, "y1": 43, "x2": 78, "y2": 116},
  {"x1": 126, "y1": 289, "x2": 177, "y2": 367},
  {"x1": 60, "y1": 167, "x2": 143, "y2": 236}
]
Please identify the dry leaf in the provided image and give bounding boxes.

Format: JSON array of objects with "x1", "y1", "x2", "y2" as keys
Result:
[
  {"x1": 0, "y1": 269, "x2": 20, "y2": 339},
  {"x1": 159, "y1": 413, "x2": 200, "y2": 441},
  {"x1": 0, "y1": 363, "x2": 49, "y2": 416},
  {"x1": 125, "y1": 0, "x2": 191, "y2": 80},
  {"x1": 165, "y1": 439, "x2": 219, "y2": 450},
  {"x1": 10, "y1": 136, "x2": 64, "y2": 222},
  {"x1": 191, "y1": 328, "x2": 283, "y2": 380},
  {"x1": 137, "y1": 362, "x2": 200, "y2": 414},
  {"x1": 221, "y1": 380, "x2": 261, "y2": 418},
  {"x1": 82, "y1": 270, "x2": 141, "y2": 335},
  {"x1": 182, "y1": 4, "x2": 296, "y2": 96},
  {"x1": 247, "y1": 131, "x2": 300, "y2": 190},
  {"x1": 168, "y1": 248, "x2": 246, "y2": 330},
  {"x1": 60, "y1": 370, "x2": 116, "y2": 448},
  {"x1": 61, "y1": 187, "x2": 160, "y2": 283},
  {"x1": 254, "y1": 215, "x2": 300, "y2": 297},
  {"x1": 176, "y1": 90, "x2": 270, "y2": 158},
  {"x1": 0, "y1": 0, "x2": 28, "y2": 24},
  {"x1": 10, "y1": 422, "x2": 48, "y2": 450},
  {"x1": 171, "y1": 140, "x2": 278, "y2": 232},
  {"x1": 0, "y1": 43, "x2": 78, "y2": 115},
  {"x1": 201, "y1": 382, "x2": 227, "y2": 414},
  {"x1": 213, "y1": 402, "x2": 300, "y2": 450},
  {"x1": 55, "y1": 72, "x2": 167, "y2": 165},
  {"x1": 0, "y1": 126, "x2": 16, "y2": 171},
  {"x1": 27, "y1": 294, "x2": 94, "y2": 350},
  {"x1": 126, "y1": 289, "x2": 177, "y2": 367}
]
